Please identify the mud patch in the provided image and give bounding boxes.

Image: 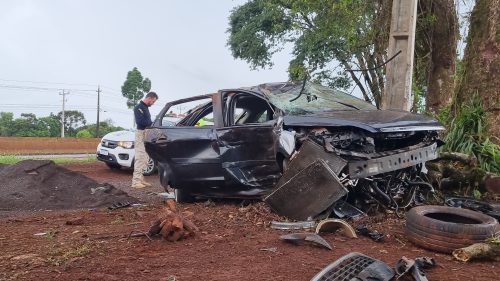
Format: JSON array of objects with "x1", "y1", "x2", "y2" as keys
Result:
[{"x1": 0, "y1": 160, "x2": 136, "y2": 212}]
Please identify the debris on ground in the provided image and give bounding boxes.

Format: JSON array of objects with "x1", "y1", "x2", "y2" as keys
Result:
[
  {"x1": 270, "y1": 220, "x2": 315, "y2": 230},
  {"x1": 315, "y1": 218, "x2": 357, "y2": 238},
  {"x1": 445, "y1": 196, "x2": 500, "y2": 220},
  {"x1": 395, "y1": 256, "x2": 436, "y2": 281},
  {"x1": 452, "y1": 239, "x2": 500, "y2": 262},
  {"x1": 108, "y1": 201, "x2": 132, "y2": 210},
  {"x1": 132, "y1": 199, "x2": 198, "y2": 242},
  {"x1": 309, "y1": 252, "x2": 394, "y2": 281},
  {"x1": 0, "y1": 160, "x2": 137, "y2": 213},
  {"x1": 279, "y1": 232, "x2": 332, "y2": 250},
  {"x1": 355, "y1": 224, "x2": 385, "y2": 242},
  {"x1": 405, "y1": 205, "x2": 498, "y2": 253}
]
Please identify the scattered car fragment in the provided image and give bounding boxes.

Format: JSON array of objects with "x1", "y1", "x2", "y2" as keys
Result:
[
  {"x1": 270, "y1": 220, "x2": 316, "y2": 230},
  {"x1": 355, "y1": 225, "x2": 385, "y2": 242},
  {"x1": 315, "y1": 218, "x2": 357, "y2": 238},
  {"x1": 395, "y1": 256, "x2": 436, "y2": 281},
  {"x1": 445, "y1": 196, "x2": 500, "y2": 220},
  {"x1": 405, "y1": 205, "x2": 498, "y2": 253},
  {"x1": 309, "y1": 252, "x2": 394, "y2": 281},
  {"x1": 144, "y1": 82, "x2": 444, "y2": 209},
  {"x1": 280, "y1": 233, "x2": 332, "y2": 250}
]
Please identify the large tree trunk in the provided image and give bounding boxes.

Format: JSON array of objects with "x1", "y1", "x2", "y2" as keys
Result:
[
  {"x1": 454, "y1": 0, "x2": 500, "y2": 143},
  {"x1": 425, "y1": 0, "x2": 458, "y2": 114}
]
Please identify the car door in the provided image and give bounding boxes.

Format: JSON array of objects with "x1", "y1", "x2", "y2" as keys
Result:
[
  {"x1": 216, "y1": 91, "x2": 282, "y2": 195},
  {"x1": 145, "y1": 94, "x2": 225, "y2": 190}
]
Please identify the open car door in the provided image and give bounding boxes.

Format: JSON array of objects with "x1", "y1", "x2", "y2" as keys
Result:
[
  {"x1": 216, "y1": 91, "x2": 282, "y2": 196},
  {"x1": 145, "y1": 94, "x2": 225, "y2": 191}
]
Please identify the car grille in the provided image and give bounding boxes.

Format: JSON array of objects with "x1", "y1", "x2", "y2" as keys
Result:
[
  {"x1": 310, "y1": 252, "x2": 394, "y2": 281},
  {"x1": 101, "y1": 139, "x2": 118, "y2": 149}
]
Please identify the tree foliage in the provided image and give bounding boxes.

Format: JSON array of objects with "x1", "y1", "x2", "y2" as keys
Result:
[
  {"x1": 121, "y1": 67, "x2": 152, "y2": 108},
  {"x1": 227, "y1": 0, "x2": 391, "y2": 107},
  {"x1": 57, "y1": 110, "x2": 86, "y2": 137},
  {"x1": 0, "y1": 111, "x2": 122, "y2": 138}
]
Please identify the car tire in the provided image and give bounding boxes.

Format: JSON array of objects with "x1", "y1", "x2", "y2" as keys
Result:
[
  {"x1": 106, "y1": 163, "x2": 121, "y2": 170},
  {"x1": 405, "y1": 205, "x2": 498, "y2": 253},
  {"x1": 142, "y1": 158, "x2": 157, "y2": 176},
  {"x1": 174, "y1": 188, "x2": 194, "y2": 203}
]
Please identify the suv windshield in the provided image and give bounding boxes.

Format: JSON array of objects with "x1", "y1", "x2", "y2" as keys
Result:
[{"x1": 257, "y1": 82, "x2": 376, "y2": 115}]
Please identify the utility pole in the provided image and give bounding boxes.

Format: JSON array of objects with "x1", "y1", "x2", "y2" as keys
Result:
[
  {"x1": 382, "y1": 0, "x2": 418, "y2": 111},
  {"x1": 59, "y1": 90, "x2": 68, "y2": 138},
  {"x1": 96, "y1": 85, "x2": 101, "y2": 138}
]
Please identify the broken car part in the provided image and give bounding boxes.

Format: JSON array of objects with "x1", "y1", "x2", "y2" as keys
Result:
[
  {"x1": 332, "y1": 200, "x2": 366, "y2": 220},
  {"x1": 315, "y1": 219, "x2": 357, "y2": 238},
  {"x1": 108, "y1": 201, "x2": 132, "y2": 210},
  {"x1": 310, "y1": 252, "x2": 394, "y2": 281},
  {"x1": 279, "y1": 232, "x2": 332, "y2": 250},
  {"x1": 264, "y1": 159, "x2": 348, "y2": 220},
  {"x1": 355, "y1": 225, "x2": 385, "y2": 242},
  {"x1": 405, "y1": 205, "x2": 498, "y2": 253},
  {"x1": 270, "y1": 220, "x2": 316, "y2": 230},
  {"x1": 445, "y1": 196, "x2": 500, "y2": 220},
  {"x1": 395, "y1": 256, "x2": 436, "y2": 281}
]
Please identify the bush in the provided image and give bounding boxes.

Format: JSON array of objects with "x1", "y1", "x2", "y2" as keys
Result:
[{"x1": 76, "y1": 129, "x2": 92, "y2": 138}]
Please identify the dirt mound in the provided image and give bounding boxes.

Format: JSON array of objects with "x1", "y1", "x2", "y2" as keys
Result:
[{"x1": 0, "y1": 160, "x2": 137, "y2": 212}]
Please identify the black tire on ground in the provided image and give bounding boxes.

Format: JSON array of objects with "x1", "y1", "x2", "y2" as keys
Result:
[
  {"x1": 105, "y1": 163, "x2": 122, "y2": 169},
  {"x1": 174, "y1": 188, "x2": 194, "y2": 203},
  {"x1": 405, "y1": 205, "x2": 498, "y2": 253}
]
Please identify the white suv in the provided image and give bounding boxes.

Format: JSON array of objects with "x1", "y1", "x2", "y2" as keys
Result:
[{"x1": 96, "y1": 130, "x2": 157, "y2": 175}]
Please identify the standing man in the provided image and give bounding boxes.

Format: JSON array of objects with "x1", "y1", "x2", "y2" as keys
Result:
[{"x1": 131, "y1": 91, "x2": 158, "y2": 189}]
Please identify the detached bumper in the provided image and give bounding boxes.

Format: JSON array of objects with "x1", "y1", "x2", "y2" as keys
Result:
[{"x1": 348, "y1": 142, "x2": 438, "y2": 178}]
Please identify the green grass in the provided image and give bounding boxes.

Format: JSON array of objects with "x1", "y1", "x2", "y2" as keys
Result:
[{"x1": 0, "y1": 155, "x2": 96, "y2": 165}]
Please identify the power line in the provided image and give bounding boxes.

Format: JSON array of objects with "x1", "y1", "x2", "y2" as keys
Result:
[{"x1": 0, "y1": 77, "x2": 98, "y2": 87}]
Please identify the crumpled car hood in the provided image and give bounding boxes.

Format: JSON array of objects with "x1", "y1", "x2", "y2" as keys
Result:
[{"x1": 283, "y1": 110, "x2": 444, "y2": 133}]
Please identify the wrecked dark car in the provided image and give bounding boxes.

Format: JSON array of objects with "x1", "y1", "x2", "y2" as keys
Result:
[{"x1": 145, "y1": 82, "x2": 443, "y2": 215}]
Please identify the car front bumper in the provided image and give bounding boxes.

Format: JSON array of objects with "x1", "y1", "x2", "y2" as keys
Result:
[{"x1": 96, "y1": 143, "x2": 134, "y2": 168}]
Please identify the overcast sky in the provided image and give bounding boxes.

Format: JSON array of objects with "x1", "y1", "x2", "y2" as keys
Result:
[{"x1": 0, "y1": 0, "x2": 292, "y2": 129}]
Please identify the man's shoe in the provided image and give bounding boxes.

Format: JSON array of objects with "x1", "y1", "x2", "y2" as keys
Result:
[
  {"x1": 141, "y1": 181, "x2": 152, "y2": 187},
  {"x1": 131, "y1": 182, "x2": 147, "y2": 189}
]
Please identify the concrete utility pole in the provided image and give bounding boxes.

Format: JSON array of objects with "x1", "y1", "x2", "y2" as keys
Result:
[
  {"x1": 59, "y1": 90, "x2": 68, "y2": 138},
  {"x1": 382, "y1": 0, "x2": 418, "y2": 111},
  {"x1": 96, "y1": 85, "x2": 101, "y2": 137}
]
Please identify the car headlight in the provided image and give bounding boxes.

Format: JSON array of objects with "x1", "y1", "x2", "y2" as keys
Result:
[{"x1": 118, "y1": 141, "x2": 134, "y2": 149}]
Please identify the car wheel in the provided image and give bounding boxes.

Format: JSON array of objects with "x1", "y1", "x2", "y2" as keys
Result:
[
  {"x1": 142, "y1": 158, "x2": 157, "y2": 176},
  {"x1": 174, "y1": 188, "x2": 194, "y2": 203},
  {"x1": 106, "y1": 163, "x2": 122, "y2": 169},
  {"x1": 405, "y1": 205, "x2": 498, "y2": 253}
]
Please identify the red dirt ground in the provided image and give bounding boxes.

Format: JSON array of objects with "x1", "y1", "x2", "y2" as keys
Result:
[{"x1": 0, "y1": 162, "x2": 498, "y2": 281}]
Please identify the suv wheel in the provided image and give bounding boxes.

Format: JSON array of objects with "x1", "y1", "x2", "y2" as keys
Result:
[{"x1": 142, "y1": 158, "x2": 157, "y2": 176}]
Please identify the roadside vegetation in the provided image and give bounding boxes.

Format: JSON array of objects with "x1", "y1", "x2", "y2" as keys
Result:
[{"x1": 0, "y1": 154, "x2": 96, "y2": 165}]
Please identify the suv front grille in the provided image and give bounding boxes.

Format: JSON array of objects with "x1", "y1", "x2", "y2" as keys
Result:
[{"x1": 101, "y1": 139, "x2": 118, "y2": 149}]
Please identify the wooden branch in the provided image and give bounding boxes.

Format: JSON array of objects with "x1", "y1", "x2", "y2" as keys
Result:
[{"x1": 453, "y1": 242, "x2": 500, "y2": 262}]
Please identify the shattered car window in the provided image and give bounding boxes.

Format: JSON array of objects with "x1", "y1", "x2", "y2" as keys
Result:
[{"x1": 258, "y1": 82, "x2": 376, "y2": 115}]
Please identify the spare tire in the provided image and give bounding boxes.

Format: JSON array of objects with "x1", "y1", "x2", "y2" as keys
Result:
[{"x1": 405, "y1": 205, "x2": 498, "y2": 253}]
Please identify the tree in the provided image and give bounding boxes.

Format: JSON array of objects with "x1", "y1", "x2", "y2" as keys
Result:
[
  {"x1": 0, "y1": 112, "x2": 14, "y2": 136},
  {"x1": 413, "y1": 0, "x2": 458, "y2": 114},
  {"x1": 39, "y1": 114, "x2": 61, "y2": 137},
  {"x1": 76, "y1": 119, "x2": 125, "y2": 138},
  {"x1": 452, "y1": 0, "x2": 499, "y2": 142},
  {"x1": 227, "y1": 0, "x2": 392, "y2": 107},
  {"x1": 121, "y1": 67, "x2": 152, "y2": 108},
  {"x1": 11, "y1": 113, "x2": 49, "y2": 137},
  {"x1": 57, "y1": 110, "x2": 86, "y2": 137},
  {"x1": 76, "y1": 129, "x2": 92, "y2": 138}
]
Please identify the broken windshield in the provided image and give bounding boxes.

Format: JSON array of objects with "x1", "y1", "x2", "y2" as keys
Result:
[{"x1": 257, "y1": 82, "x2": 376, "y2": 115}]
